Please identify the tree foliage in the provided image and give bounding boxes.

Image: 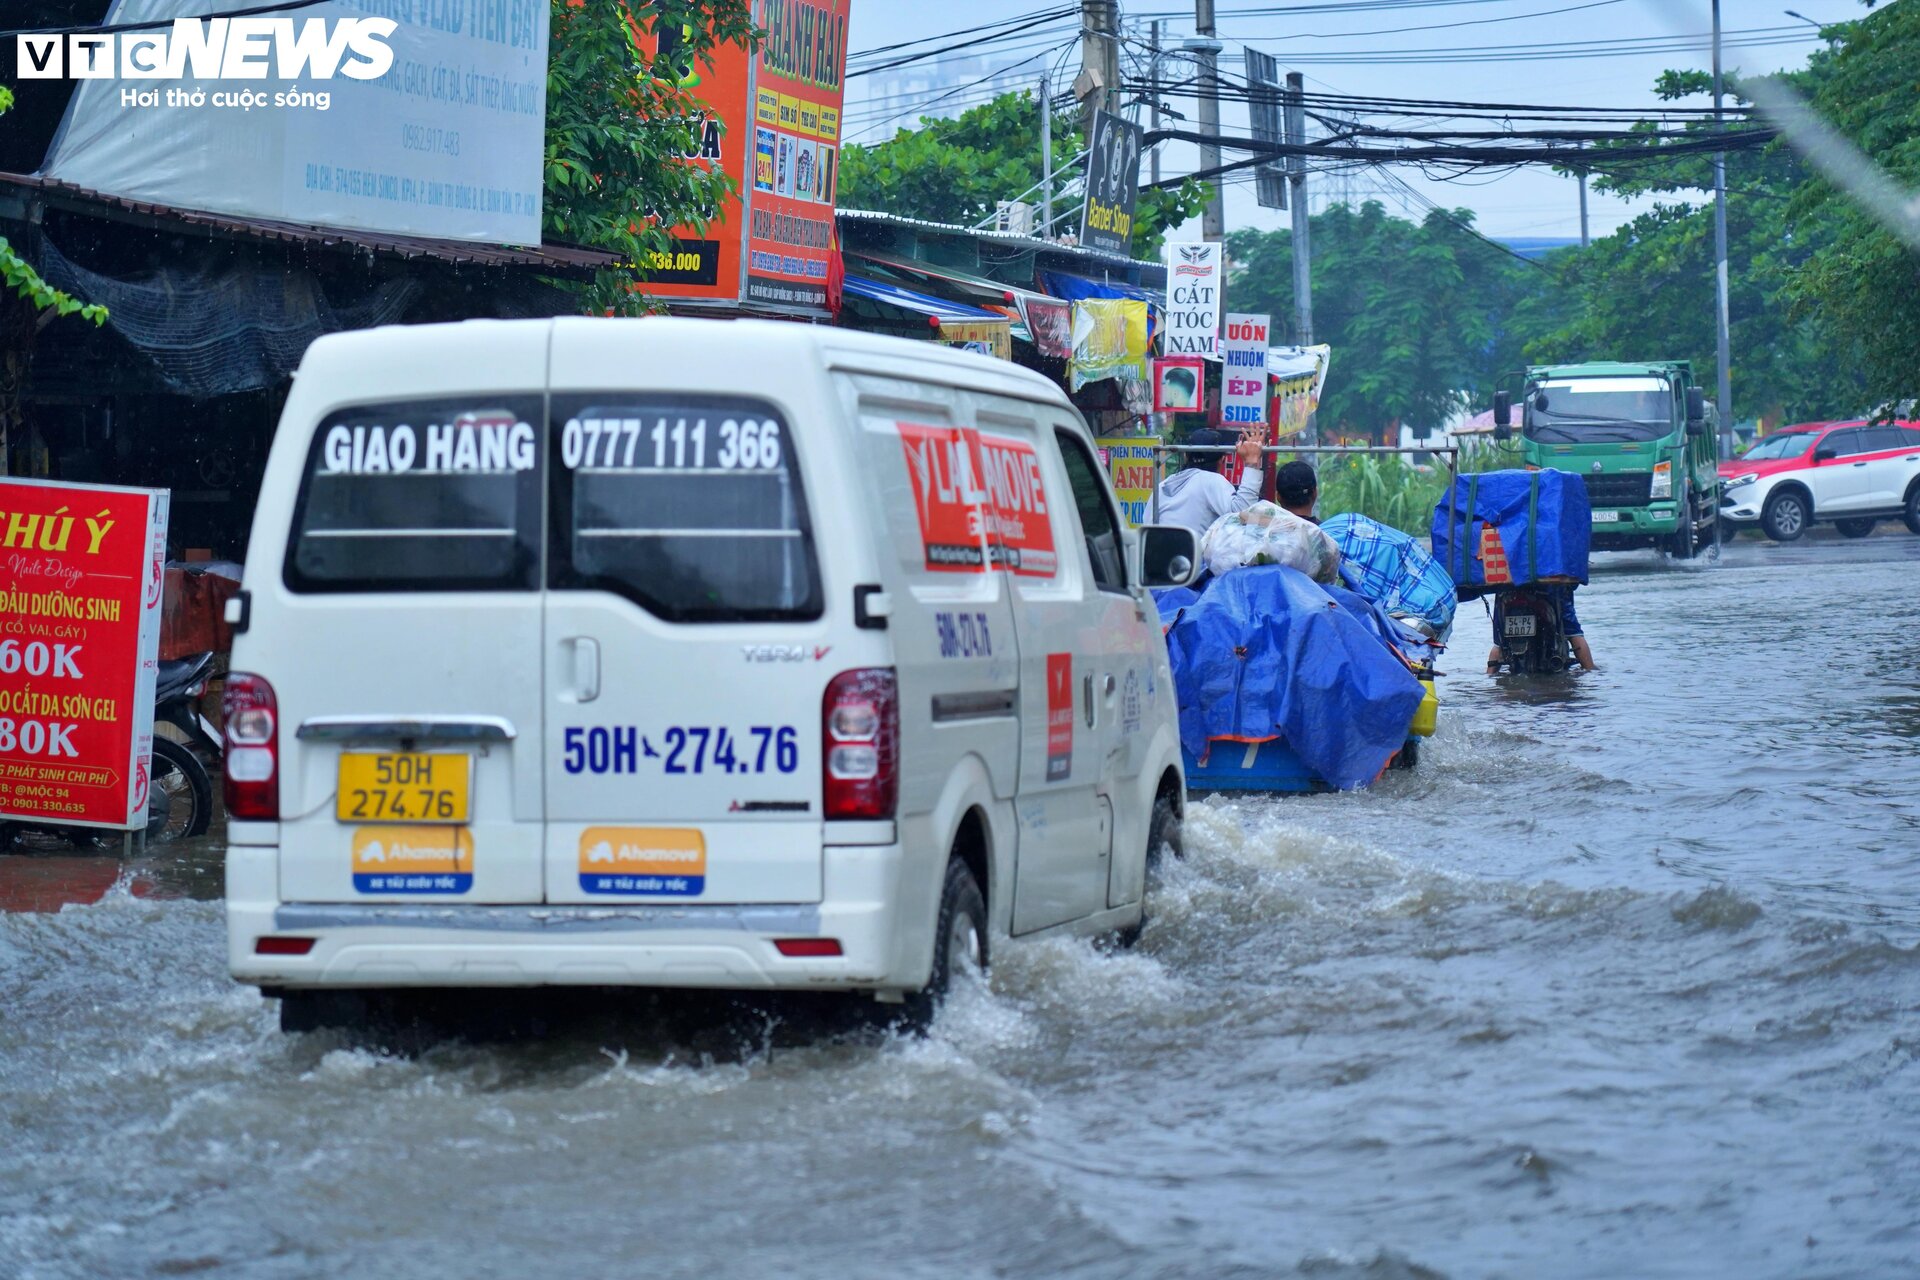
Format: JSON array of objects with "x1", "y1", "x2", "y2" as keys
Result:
[
  {"x1": 543, "y1": 0, "x2": 757, "y2": 313},
  {"x1": 839, "y1": 91, "x2": 1208, "y2": 259},
  {"x1": 1779, "y1": 0, "x2": 1920, "y2": 413},
  {"x1": 0, "y1": 87, "x2": 105, "y2": 327}
]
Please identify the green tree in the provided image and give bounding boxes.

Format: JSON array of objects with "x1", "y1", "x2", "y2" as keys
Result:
[
  {"x1": 1228, "y1": 202, "x2": 1532, "y2": 441},
  {"x1": 839, "y1": 91, "x2": 1207, "y2": 258},
  {"x1": 1527, "y1": 66, "x2": 1867, "y2": 425},
  {"x1": 0, "y1": 86, "x2": 104, "y2": 327},
  {"x1": 543, "y1": 0, "x2": 757, "y2": 314},
  {"x1": 1780, "y1": 1, "x2": 1920, "y2": 413}
]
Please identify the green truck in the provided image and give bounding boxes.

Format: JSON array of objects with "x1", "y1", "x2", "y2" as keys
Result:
[{"x1": 1493, "y1": 360, "x2": 1718, "y2": 559}]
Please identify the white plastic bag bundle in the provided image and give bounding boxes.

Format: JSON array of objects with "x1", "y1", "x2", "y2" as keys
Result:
[{"x1": 1201, "y1": 502, "x2": 1342, "y2": 583}]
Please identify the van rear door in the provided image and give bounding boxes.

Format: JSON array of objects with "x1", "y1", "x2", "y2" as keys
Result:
[
  {"x1": 541, "y1": 343, "x2": 832, "y2": 905},
  {"x1": 272, "y1": 334, "x2": 549, "y2": 904}
]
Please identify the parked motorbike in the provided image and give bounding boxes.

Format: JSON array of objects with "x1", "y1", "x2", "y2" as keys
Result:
[
  {"x1": 1489, "y1": 587, "x2": 1572, "y2": 676},
  {"x1": 0, "y1": 653, "x2": 217, "y2": 851}
]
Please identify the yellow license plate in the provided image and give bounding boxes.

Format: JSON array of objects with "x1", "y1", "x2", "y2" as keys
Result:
[{"x1": 336, "y1": 753, "x2": 471, "y2": 824}]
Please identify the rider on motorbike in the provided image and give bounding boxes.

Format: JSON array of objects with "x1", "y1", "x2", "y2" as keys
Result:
[{"x1": 1487, "y1": 587, "x2": 1596, "y2": 674}]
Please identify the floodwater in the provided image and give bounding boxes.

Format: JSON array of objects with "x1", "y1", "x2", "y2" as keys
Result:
[{"x1": 4, "y1": 535, "x2": 1918, "y2": 1279}]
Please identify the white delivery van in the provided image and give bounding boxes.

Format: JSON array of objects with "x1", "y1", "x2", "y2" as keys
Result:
[{"x1": 223, "y1": 318, "x2": 1199, "y2": 1031}]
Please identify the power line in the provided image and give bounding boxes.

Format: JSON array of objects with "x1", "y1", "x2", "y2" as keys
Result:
[
  {"x1": 847, "y1": 8, "x2": 1077, "y2": 66},
  {"x1": 847, "y1": 9, "x2": 1077, "y2": 79},
  {"x1": 845, "y1": 39, "x2": 1076, "y2": 142}
]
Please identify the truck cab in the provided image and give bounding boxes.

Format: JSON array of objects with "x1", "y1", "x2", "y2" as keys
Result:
[{"x1": 1494, "y1": 361, "x2": 1717, "y2": 558}]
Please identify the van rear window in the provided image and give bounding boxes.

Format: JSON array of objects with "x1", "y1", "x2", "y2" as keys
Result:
[
  {"x1": 285, "y1": 397, "x2": 544, "y2": 593},
  {"x1": 549, "y1": 395, "x2": 822, "y2": 622}
]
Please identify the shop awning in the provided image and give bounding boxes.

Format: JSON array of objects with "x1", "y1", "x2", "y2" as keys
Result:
[
  {"x1": 842, "y1": 274, "x2": 1004, "y2": 325},
  {"x1": 1038, "y1": 270, "x2": 1162, "y2": 310}
]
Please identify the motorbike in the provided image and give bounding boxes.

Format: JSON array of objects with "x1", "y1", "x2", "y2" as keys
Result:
[
  {"x1": 1489, "y1": 586, "x2": 1572, "y2": 676},
  {"x1": 0, "y1": 652, "x2": 218, "y2": 851}
]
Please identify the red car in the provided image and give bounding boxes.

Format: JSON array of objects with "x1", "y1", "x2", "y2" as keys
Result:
[{"x1": 1718, "y1": 419, "x2": 1920, "y2": 541}]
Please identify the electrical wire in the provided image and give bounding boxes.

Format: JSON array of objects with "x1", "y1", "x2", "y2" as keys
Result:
[
  {"x1": 844, "y1": 38, "x2": 1076, "y2": 143},
  {"x1": 847, "y1": 9, "x2": 1077, "y2": 79},
  {"x1": 847, "y1": 8, "x2": 1077, "y2": 67}
]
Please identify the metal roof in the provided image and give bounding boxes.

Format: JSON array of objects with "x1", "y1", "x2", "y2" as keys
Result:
[
  {"x1": 0, "y1": 172, "x2": 619, "y2": 276},
  {"x1": 837, "y1": 207, "x2": 1164, "y2": 276}
]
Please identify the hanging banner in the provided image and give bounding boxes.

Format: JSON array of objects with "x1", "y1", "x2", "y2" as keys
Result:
[
  {"x1": 1152, "y1": 356, "x2": 1206, "y2": 414},
  {"x1": 936, "y1": 319, "x2": 1012, "y2": 361},
  {"x1": 1068, "y1": 299, "x2": 1150, "y2": 392},
  {"x1": 1016, "y1": 295, "x2": 1073, "y2": 359},
  {"x1": 1221, "y1": 313, "x2": 1271, "y2": 428},
  {"x1": 1273, "y1": 345, "x2": 1332, "y2": 436},
  {"x1": 1079, "y1": 109, "x2": 1143, "y2": 258},
  {"x1": 0, "y1": 479, "x2": 168, "y2": 831},
  {"x1": 1096, "y1": 437, "x2": 1161, "y2": 526},
  {"x1": 630, "y1": 0, "x2": 849, "y2": 313},
  {"x1": 1162, "y1": 242, "x2": 1222, "y2": 357}
]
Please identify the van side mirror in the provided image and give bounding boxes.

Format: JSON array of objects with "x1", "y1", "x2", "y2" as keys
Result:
[
  {"x1": 1686, "y1": 387, "x2": 1706, "y2": 424},
  {"x1": 1492, "y1": 391, "x2": 1512, "y2": 442},
  {"x1": 1137, "y1": 524, "x2": 1200, "y2": 588}
]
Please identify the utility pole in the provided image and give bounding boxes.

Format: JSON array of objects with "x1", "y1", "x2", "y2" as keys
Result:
[
  {"x1": 1039, "y1": 75, "x2": 1053, "y2": 234},
  {"x1": 1577, "y1": 140, "x2": 1590, "y2": 249},
  {"x1": 1193, "y1": 0, "x2": 1224, "y2": 241},
  {"x1": 1712, "y1": 0, "x2": 1734, "y2": 460},
  {"x1": 1079, "y1": 0, "x2": 1120, "y2": 119},
  {"x1": 1286, "y1": 71, "x2": 1316, "y2": 445},
  {"x1": 1148, "y1": 20, "x2": 1162, "y2": 187}
]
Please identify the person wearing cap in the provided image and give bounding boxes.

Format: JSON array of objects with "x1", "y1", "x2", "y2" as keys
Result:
[{"x1": 1149, "y1": 428, "x2": 1266, "y2": 540}]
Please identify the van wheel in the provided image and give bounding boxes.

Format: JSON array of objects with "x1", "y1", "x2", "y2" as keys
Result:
[
  {"x1": 1114, "y1": 791, "x2": 1183, "y2": 950},
  {"x1": 898, "y1": 859, "x2": 988, "y2": 1031},
  {"x1": 1761, "y1": 489, "x2": 1808, "y2": 542},
  {"x1": 1835, "y1": 517, "x2": 1876, "y2": 539}
]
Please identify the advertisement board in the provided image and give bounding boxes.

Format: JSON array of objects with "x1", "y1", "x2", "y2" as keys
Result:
[
  {"x1": 0, "y1": 480, "x2": 168, "y2": 831},
  {"x1": 635, "y1": 0, "x2": 848, "y2": 312},
  {"x1": 1080, "y1": 109, "x2": 1142, "y2": 258},
  {"x1": 43, "y1": 0, "x2": 548, "y2": 246},
  {"x1": 1152, "y1": 356, "x2": 1205, "y2": 414},
  {"x1": 1162, "y1": 242, "x2": 1222, "y2": 357},
  {"x1": 1096, "y1": 437, "x2": 1160, "y2": 526},
  {"x1": 1221, "y1": 313, "x2": 1271, "y2": 428}
]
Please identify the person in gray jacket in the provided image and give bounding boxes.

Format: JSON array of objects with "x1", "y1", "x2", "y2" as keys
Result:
[{"x1": 1150, "y1": 428, "x2": 1266, "y2": 539}]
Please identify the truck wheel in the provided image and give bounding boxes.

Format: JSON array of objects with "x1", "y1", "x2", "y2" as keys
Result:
[
  {"x1": 1835, "y1": 517, "x2": 1876, "y2": 539},
  {"x1": 1761, "y1": 489, "x2": 1809, "y2": 543},
  {"x1": 1667, "y1": 487, "x2": 1697, "y2": 559},
  {"x1": 898, "y1": 858, "x2": 988, "y2": 1031}
]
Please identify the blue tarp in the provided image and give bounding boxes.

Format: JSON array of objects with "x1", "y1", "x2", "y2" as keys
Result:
[
  {"x1": 842, "y1": 275, "x2": 1003, "y2": 323},
  {"x1": 1430, "y1": 469, "x2": 1591, "y2": 598},
  {"x1": 1155, "y1": 566, "x2": 1425, "y2": 791},
  {"x1": 1322, "y1": 512, "x2": 1459, "y2": 641}
]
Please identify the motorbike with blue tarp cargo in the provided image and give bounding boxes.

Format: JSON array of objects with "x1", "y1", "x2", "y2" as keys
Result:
[
  {"x1": 1430, "y1": 468, "x2": 1592, "y2": 676},
  {"x1": 1142, "y1": 442, "x2": 1453, "y2": 795}
]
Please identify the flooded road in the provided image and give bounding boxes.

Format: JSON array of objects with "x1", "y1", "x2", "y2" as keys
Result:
[{"x1": 4, "y1": 537, "x2": 1918, "y2": 1279}]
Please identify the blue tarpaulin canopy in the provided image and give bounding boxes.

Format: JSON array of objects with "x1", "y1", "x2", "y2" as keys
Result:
[
  {"x1": 1155, "y1": 566, "x2": 1425, "y2": 790},
  {"x1": 1431, "y1": 468, "x2": 1591, "y2": 599},
  {"x1": 842, "y1": 275, "x2": 1004, "y2": 324}
]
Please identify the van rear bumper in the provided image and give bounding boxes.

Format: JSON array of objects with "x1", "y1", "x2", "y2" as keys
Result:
[{"x1": 228, "y1": 842, "x2": 920, "y2": 993}]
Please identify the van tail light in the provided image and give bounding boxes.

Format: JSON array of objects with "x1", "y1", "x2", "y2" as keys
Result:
[
  {"x1": 823, "y1": 668, "x2": 897, "y2": 820},
  {"x1": 222, "y1": 672, "x2": 279, "y2": 821},
  {"x1": 774, "y1": 938, "x2": 843, "y2": 958},
  {"x1": 255, "y1": 936, "x2": 314, "y2": 956}
]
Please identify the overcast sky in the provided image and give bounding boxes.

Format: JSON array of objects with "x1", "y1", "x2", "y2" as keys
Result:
[{"x1": 844, "y1": 0, "x2": 1853, "y2": 242}]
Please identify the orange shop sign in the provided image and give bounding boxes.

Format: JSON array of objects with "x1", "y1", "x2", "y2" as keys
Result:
[{"x1": 631, "y1": 0, "x2": 850, "y2": 313}]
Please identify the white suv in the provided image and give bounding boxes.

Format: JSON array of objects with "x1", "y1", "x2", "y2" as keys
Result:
[{"x1": 1719, "y1": 421, "x2": 1920, "y2": 541}]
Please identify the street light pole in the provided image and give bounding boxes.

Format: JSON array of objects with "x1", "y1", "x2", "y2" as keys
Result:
[
  {"x1": 1040, "y1": 75, "x2": 1052, "y2": 234},
  {"x1": 1712, "y1": 0, "x2": 1734, "y2": 460}
]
